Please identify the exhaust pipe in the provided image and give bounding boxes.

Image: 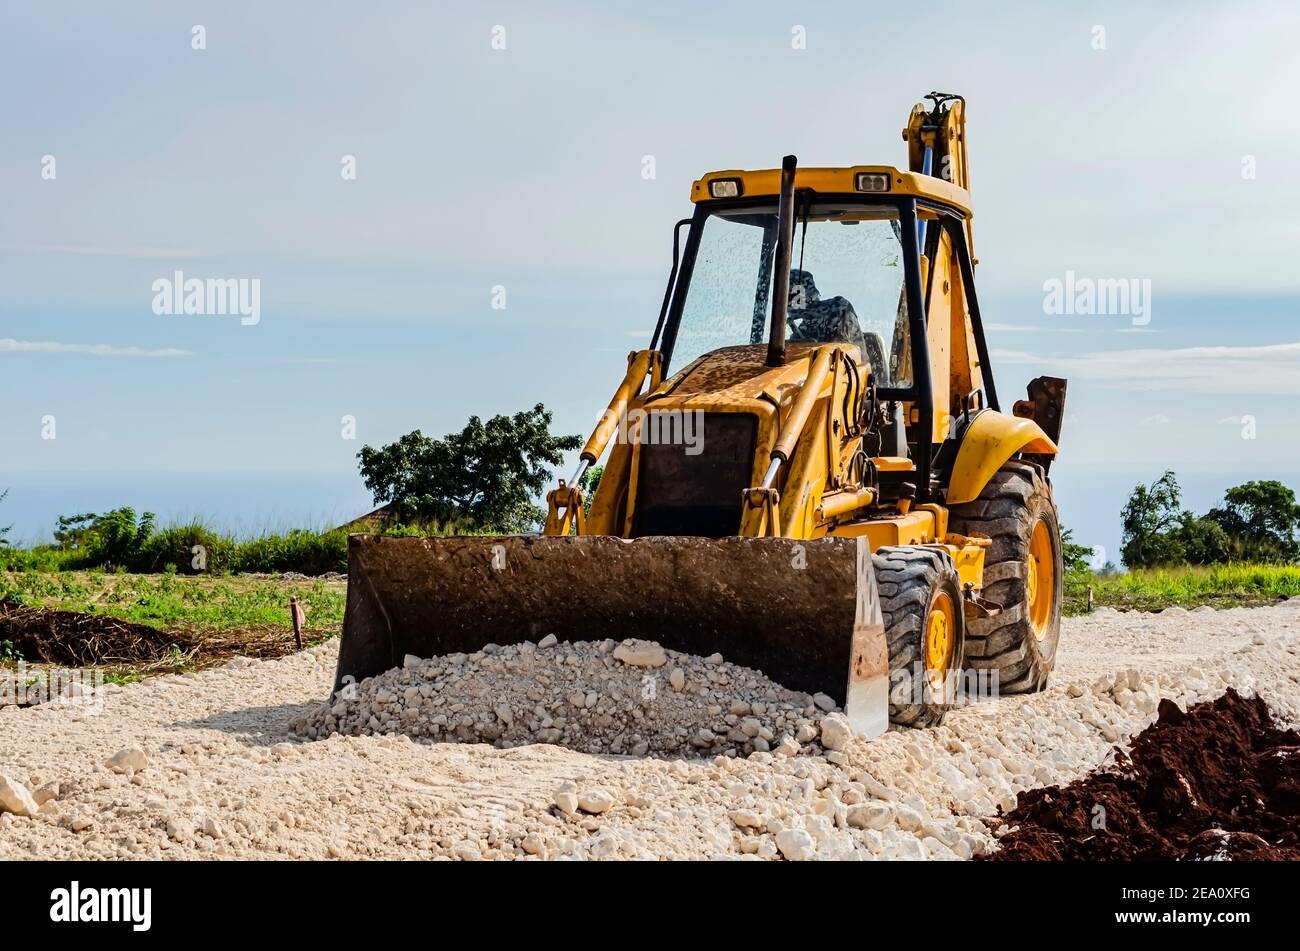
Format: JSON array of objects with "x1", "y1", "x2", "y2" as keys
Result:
[{"x1": 766, "y1": 154, "x2": 798, "y2": 368}]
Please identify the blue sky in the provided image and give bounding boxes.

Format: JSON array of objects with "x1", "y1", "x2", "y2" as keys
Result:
[{"x1": 2, "y1": 1, "x2": 1299, "y2": 561}]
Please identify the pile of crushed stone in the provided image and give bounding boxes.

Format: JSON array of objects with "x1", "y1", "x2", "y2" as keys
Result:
[{"x1": 292, "y1": 637, "x2": 852, "y2": 759}]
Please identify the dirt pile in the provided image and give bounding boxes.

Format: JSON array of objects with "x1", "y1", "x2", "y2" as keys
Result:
[
  {"x1": 293, "y1": 638, "x2": 845, "y2": 758},
  {"x1": 0, "y1": 600, "x2": 177, "y2": 667},
  {"x1": 982, "y1": 689, "x2": 1300, "y2": 860},
  {"x1": 0, "y1": 600, "x2": 330, "y2": 677}
]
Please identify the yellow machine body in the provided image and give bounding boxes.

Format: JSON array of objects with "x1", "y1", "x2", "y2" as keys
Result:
[{"x1": 336, "y1": 93, "x2": 1067, "y2": 738}]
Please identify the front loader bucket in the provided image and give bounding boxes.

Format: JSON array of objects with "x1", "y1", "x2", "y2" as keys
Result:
[{"x1": 334, "y1": 534, "x2": 889, "y2": 737}]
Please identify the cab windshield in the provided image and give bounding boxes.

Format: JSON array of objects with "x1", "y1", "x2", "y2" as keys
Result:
[{"x1": 668, "y1": 201, "x2": 911, "y2": 386}]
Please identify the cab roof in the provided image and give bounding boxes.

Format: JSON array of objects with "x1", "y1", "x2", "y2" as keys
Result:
[{"x1": 690, "y1": 165, "x2": 971, "y2": 217}]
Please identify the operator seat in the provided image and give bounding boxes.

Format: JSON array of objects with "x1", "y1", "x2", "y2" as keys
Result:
[{"x1": 787, "y1": 269, "x2": 887, "y2": 383}]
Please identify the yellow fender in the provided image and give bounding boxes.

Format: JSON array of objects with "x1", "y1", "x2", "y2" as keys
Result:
[{"x1": 946, "y1": 411, "x2": 1057, "y2": 505}]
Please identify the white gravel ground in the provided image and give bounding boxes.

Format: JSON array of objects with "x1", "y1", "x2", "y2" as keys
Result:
[{"x1": 1, "y1": 602, "x2": 1298, "y2": 860}]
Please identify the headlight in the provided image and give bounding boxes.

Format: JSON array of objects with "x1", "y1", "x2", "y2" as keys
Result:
[
  {"x1": 854, "y1": 173, "x2": 891, "y2": 193},
  {"x1": 709, "y1": 179, "x2": 742, "y2": 198}
]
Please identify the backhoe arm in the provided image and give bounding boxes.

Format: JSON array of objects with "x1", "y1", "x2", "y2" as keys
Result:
[{"x1": 903, "y1": 92, "x2": 974, "y2": 261}]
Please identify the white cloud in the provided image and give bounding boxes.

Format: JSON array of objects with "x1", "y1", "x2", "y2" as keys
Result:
[
  {"x1": 8, "y1": 245, "x2": 205, "y2": 258},
  {"x1": 983, "y1": 322, "x2": 1159, "y2": 336},
  {"x1": 992, "y1": 341, "x2": 1300, "y2": 395},
  {"x1": 0, "y1": 338, "x2": 191, "y2": 357},
  {"x1": 984, "y1": 322, "x2": 1085, "y2": 334},
  {"x1": 1141, "y1": 414, "x2": 1171, "y2": 425}
]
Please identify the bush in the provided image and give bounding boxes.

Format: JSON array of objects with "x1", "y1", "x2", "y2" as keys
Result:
[
  {"x1": 7, "y1": 505, "x2": 489, "y2": 579},
  {"x1": 1177, "y1": 515, "x2": 1232, "y2": 565},
  {"x1": 11, "y1": 510, "x2": 353, "y2": 577},
  {"x1": 379, "y1": 516, "x2": 483, "y2": 538},
  {"x1": 133, "y1": 523, "x2": 234, "y2": 574},
  {"x1": 230, "y1": 530, "x2": 348, "y2": 575},
  {"x1": 0, "y1": 545, "x2": 76, "y2": 572},
  {"x1": 1204, "y1": 480, "x2": 1300, "y2": 562},
  {"x1": 1060, "y1": 526, "x2": 1093, "y2": 574},
  {"x1": 0, "y1": 488, "x2": 11, "y2": 547},
  {"x1": 66, "y1": 508, "x2": 155, "y2": 570},
  {"x1": 1121, "y1": 472, "x2": 1185, "y2": 568}
]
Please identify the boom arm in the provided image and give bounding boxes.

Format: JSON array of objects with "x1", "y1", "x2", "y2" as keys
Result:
[
  {"x1": 903, "y1": 92, "x2": 970, "y2": 190},
  {"x1": 903, "y1": 92, "x2": 973, "y2": 261}
]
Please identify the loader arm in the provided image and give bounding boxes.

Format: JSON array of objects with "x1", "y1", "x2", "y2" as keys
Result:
[
  {"x1": 739, "y1": 345, "x2": 841, "y2": 537},
  {"x1": 543, "y1": 349, "x2": 662, "y2": 535}
]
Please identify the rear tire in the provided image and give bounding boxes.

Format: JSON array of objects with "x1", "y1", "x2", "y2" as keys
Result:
[
  {"x1": 875, "y1": 546, "x2": 965, "y2": 728},
  {"x1": 947, "y1": 460, "x2": 1063, "y2": 693}
]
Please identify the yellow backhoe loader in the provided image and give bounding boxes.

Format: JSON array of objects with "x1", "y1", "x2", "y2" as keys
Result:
[{"x1": 334, "y1": 93, "x2": 1067, "y2": 738}]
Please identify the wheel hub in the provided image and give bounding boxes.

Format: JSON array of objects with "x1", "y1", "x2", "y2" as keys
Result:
[
  {"x1": 1026, "y1": 518, "x2": 1055, "y2": 640},
  {"x1": 924, "y1": 591, "x2": 956, "y2": 690}
]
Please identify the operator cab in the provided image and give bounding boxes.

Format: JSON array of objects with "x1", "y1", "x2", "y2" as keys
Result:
[
  {"x1": 655, "y1": 190, "x2": 919, "y2": 390},
  {"x1": 650, "y1": 162, "x2": 984, "y2": 502}
]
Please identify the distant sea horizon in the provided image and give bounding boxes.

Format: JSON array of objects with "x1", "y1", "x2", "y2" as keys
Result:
[{"x1": 0, "y1": 470, "x2": 375, "y2": 545}]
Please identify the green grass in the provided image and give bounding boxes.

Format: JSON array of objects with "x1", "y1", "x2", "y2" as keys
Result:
[
  {"x1": 1065, "y1": 563, "x2": 1300, "y2": 615},
  {"x1": 0, "y1": 519, "x2": 478, "y2": 576},
  {"x1": 0, "y1": 545, "x2": 80, "y2": 572},
  {"x1": 0, "y1": 569, "x2": 346, "y2": 633},
  {"x1": 228, "y1": 529, "x2": 347, "y2": 575},
  {"x1": 102, "y1": 669, "x2": 145, "y2": 686},
  {"x1": 0, "y1": 524, "x2": 347, "y2": 576}
]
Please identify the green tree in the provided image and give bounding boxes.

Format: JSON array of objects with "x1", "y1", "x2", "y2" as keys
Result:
[
  {"x1": 0, "y1": 489, "x2": 11, "y2": 547},
  {"x1": 357, "y1": 404, "x2": 581, "y2": 533},
  {"x1": 54, "y1": 508, "x2": 156, "y2": 568},
  {"x1": 1175, "y1": 514, "x2": 1231, "y2": 565},
  {"x1": 1060, "y1": 525, "x2": 1093, "y2": 574},
  {"x1": 91, "y1": 508, "x2": 155, "y2": 568},
  {"x1": 580, "y1": 464, "x2": 603, "y2": 516},
  {"x1": 1204, "y1": 480, "x2": 1300, "y2": 562},
  {"x1": 54, "y1": 512, "x2": 99, "y2": 550},
  {"x1": 1121, "y1": 471, "x2": 1186, "y2": 568}
]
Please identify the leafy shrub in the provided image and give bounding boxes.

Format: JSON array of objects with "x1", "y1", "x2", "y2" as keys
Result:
[
  {"x1": 230, "y1": 530, "x2": 348, "y2": 575},
  {"x1": 133, "y1": 523, "x2": 234, "y2": 574},
  {"x1": 379, "y1": 516, "x2": 483, "y2": 538},
  {"x1": 59, "y1": 508, "x2": 156, "y2": 570},
  {"x1": 1060, "y1": 526, "x2": 1093, "y2": 575},
  {"x1": 1176, "y1": 515, "x2": 1232, "y2": 565},
  {"x1": 0, "y1": 545, "x2": 77, "y2": 572},
  {"x1": 0, "y1": 488, "x2": 11, "y2": 547}
]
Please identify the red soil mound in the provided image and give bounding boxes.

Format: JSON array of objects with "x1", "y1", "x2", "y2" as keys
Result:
[{"x1": 982, "y1": 689, "x2": 1300, "y2": 860}]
